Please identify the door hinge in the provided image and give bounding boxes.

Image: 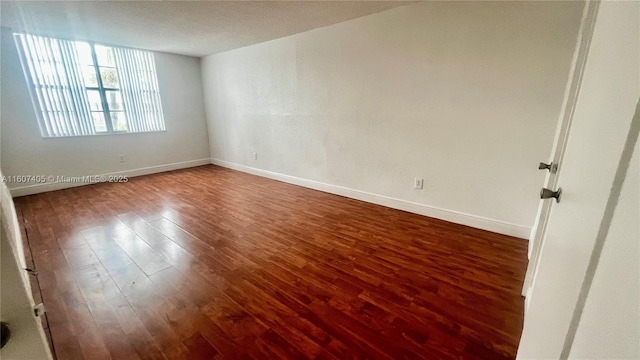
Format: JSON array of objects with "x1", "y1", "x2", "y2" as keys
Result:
[
  {"x1": 34, "y1": 303, "x2": 46, "y2": 317},
  {"x1": 24, "y1": 268, "x2": 39, "y2": 277}
]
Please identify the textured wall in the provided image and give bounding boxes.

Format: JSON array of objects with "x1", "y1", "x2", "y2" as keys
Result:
[{"x1": 202, "y1": 1, "x2": 583, "y2": 234}]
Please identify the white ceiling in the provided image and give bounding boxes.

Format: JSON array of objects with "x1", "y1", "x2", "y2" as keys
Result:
[{"x1": 1, "y1": 1, "x2": 411, "y2": 57}]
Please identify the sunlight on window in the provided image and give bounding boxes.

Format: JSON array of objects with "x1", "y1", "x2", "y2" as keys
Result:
[{"x1": 14, "y1": 33, "x2": 165, "y2": 137}]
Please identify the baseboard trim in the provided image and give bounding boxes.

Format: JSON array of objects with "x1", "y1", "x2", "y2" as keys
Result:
[
  {"x1": 211, "y1": 158, "x2": 531, "y2": 239},
  {"x1": 9, "y1": 158, "x2": 211, "y2": 197}
]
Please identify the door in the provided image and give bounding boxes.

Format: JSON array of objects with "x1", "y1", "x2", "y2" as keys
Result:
[
  {"x1": 0, "y1": 179, "x2": 52, "y2": 358},
  {"x1": 521, "y1": 0, "x2": 598, "y2": 301},
  {"x1": 517, "y1": 1, "x2": 640, "y2": 358}
]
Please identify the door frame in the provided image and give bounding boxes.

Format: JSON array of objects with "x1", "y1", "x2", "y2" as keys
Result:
[{"x1": 522, "y1": 0, "x2": 600, "y2": 301}]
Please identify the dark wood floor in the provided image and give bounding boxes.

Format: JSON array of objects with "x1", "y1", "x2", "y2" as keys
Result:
[{"x1": 15, "y1": 165, "x2": 528, "y2": 360}]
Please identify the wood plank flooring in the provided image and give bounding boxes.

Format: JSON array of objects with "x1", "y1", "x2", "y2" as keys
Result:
[{"x1": 14, "y1": 165, "x2": 528, "y2": 359}]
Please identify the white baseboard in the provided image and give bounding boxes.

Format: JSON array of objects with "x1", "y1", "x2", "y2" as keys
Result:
[
  {"x1": 9, "y1": 158, "x2": 211, "y2": 197},
  {"x1": 10, "y1": 157, "x2": 531, "y2": 238},
  {"x1": 211, "y1": 158, "x2": 531, "y2": 239}
]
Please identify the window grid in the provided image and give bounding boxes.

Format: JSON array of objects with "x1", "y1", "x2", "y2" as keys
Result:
[
  {"x1": 14, "y1": 33, "x2": 165, "y2": 138},
  {"x1": 90, "y1": 42, "x2": 114, "y2": 133}
]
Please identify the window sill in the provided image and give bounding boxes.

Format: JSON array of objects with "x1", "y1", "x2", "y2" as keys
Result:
[{"x1": 42, "y1": 129, "x2": 167, "y2": 139}]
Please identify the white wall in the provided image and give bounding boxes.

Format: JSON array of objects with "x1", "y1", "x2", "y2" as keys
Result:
[
  {"x1": 201, "y1": 1, "x2": 583, "y2": 238},
  {"x1": 0, "y1": 28, "x2": 211, "y2": 196},
  {"x1": 569, "y1": 141, "x2": 639, "y2": 359}
]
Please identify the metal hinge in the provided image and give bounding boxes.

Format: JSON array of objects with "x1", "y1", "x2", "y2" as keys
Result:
[
  {"x1": 34, "y1": 303, "x2": 46, "y2": 317},
  {"x1": 24, "y1": 268, "x2": 39, "y2": 276}
]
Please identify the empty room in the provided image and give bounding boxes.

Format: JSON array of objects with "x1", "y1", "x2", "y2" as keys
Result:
[{"x1": 0, "y1": 1, "x2": 638, "y2": 359}]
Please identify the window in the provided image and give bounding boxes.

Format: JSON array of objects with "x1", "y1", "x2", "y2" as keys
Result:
[{"x1": 14, "y1": 33, "x2": 165, "y2": 137}]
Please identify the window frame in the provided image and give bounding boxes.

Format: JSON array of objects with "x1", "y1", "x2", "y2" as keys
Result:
[
  {"x1": 89, "y1": 42, "x2": 118, "y2": 133},
  {"x1": 14, "y1": 32, "x2": 166, "y2": 138}
]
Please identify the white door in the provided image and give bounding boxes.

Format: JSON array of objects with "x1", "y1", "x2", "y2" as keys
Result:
[
  {"x1": 521, "y1": 0, "x2": 598, "y2": 301},
  {"x1": 0, "y1": 180, "x2": 52, "y2": 359},
  {"x1": 517, "y1": 1, "x2": 640, "y2": 358}
]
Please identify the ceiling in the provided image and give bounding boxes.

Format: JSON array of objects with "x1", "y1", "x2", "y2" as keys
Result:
[{"x1": 1, "y1": 1, "x2": 411, "y2": 57}]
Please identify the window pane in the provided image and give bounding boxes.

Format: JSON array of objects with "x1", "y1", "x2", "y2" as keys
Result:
[
  {"x1": 110, "y1": 112, "x2": 128, "y2": 131},
  {"x1": 100, "y1": 67, "x2": 119, "y2": 88},
  {"x1": 74, "y1": 42, "x2": 94, "y2": 65},
  {"x1": 15, "y1": 32, "x2": 165, "y2": 137},
  {"x1": 106, "y1": 90, "x2": 123, "y2": 110},
  {"x1": 87, "y1": 90, "x2": 102, "y2": 111},
  {"x1": 92, "y1": 112, "x2": 107, "y2": 132},
  {"x1": 95, "y1": 45, "x2": 115, "y2": 67},
  {"x1": 82, "y1": 65, "x2": 98, "y2": 87}
]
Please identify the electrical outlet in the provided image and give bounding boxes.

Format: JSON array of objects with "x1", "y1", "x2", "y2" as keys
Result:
[
  {"x1": 414, "y1": 178, "x2": 424, "y2": 189},
  {"x1": 119, "y1": 154, "x2": 125, "y2": 162},
  {"x1": 253, "y1": 152, "x2": 258, "y2": 160}
]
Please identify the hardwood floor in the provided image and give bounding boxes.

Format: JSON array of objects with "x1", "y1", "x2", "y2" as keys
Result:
[{"x1": 15, "y1": 165, "x2": 528, "y2": 360}]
